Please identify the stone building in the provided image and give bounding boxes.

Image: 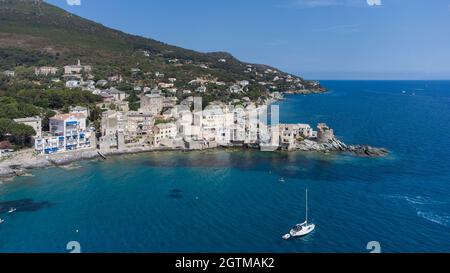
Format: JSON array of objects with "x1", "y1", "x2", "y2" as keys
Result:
[
  {"x1": 139, "y1": 94, "x2": 164, "y2": 116},
  {"x1": 152, "y1": 123, "x2": 178, "y2": 147},
  {"x1": 64, "y1": 60, "x2": 92, "y2": 75},
  {"x1": 317, "y1": 123, "x2": 335, "y2": 143},
  {"x1": 126, "y1": 112, "x2": 154, "y2": 137},
  {"x1": 13, "y1": 116, "x2": 42, "y2": 139},
  {"x1": 35, "y1": 66, "x2": 59, "y2": 76},
  {"x1": 99, "y1": 110, "x2": 128, "y2": 151}
]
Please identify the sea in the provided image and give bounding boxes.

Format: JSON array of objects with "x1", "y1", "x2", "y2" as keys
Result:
[{"x1": 1, "y1": 80, "x2": 449, "y2": 253}]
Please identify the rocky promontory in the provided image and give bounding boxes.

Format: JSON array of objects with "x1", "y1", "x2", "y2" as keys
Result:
[
  {"x1": 284, "y1": 123, "x2": 389, "y2": 157},
  {"x1": 292, "y1": 138, "x2": 389, "y2": 157}
]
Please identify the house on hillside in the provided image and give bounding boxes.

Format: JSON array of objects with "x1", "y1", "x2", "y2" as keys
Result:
[
  {"x1": 64, "y1": 60, "x2": 91, "y2": 75},
  {"x1": 35, "y1": 66, "x2": 59, "y2": 76}
]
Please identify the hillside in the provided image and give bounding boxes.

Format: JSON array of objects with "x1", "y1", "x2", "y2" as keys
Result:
[{"x1": 0, "y1": 0, "x2": 324, "y2": 99}]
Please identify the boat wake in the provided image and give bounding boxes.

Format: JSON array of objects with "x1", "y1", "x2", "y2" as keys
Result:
[
  {"x1": 417, "y1": 211, "x2": 450, "y2": 227},
  {"x1": 384, "y1": 194, "x2": 450, "y2": 227}
]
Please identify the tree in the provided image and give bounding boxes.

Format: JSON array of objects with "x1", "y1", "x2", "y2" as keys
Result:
[
  {"x1": 0, "y1": 118, "x2": 36, "y2": 148},
  {"x1": 127, "y1": 90, "x2": 140, "y2": 111},
  {"x1": 42, "y1": 109, "x2": 56, "y2": 131},
  {"x1": 0, "y1": 96, "x2": 41, "y2": 119}
]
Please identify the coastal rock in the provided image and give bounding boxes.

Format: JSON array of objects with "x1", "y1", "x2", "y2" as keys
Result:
[
  {"x1": 0, "y1": 149, "x2": 101, "y2": 179},
  {"x1": 47, "y1": 150, "x2": 99, "y2": 165},
  {"x1": 292, "y1": 138, "x2": 388, "y2": 157},
  {"x1": 347, "y1": 145, "x2": 389, "y2": 157},
  {"x1": 0, "y1": 167, "x2": 16, "y2": 178}
]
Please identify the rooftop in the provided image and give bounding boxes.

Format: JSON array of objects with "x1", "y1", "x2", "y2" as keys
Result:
[
  {"x1": 13, "y1": 116, "x2": 41, "y2": 122},
  {"x1": 156, "y1": 123, "x2": 176, "y2": 129},
  {"x1": 50, "y1": 113, "x2": 86, "y2": 121}
]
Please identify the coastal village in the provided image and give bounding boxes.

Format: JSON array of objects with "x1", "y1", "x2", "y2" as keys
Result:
[{"x1": 0, "y1": 59, "x2": 387, "y2": 178}]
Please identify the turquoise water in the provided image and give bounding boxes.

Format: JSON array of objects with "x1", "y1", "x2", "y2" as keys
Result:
[{"x1": 1, "y1": 81, "x2": 450, "y2": 253}]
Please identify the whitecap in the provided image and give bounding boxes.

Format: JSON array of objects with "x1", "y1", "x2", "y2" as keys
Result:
[{"x1": 417, "y1": 210, "x2": 450, "y2": 227}]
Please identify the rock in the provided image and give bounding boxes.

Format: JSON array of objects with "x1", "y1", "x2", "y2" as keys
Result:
[
  {"x1": 347, "y1": 145, "x2": 389, "y2": 157},
  {"x1": 292, "y1": 138, "x2": 388, "y2": 157}
]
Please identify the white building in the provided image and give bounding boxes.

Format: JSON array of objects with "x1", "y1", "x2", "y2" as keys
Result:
[
  {"x1": 279, "y1": 123, "x2": 314, "y2": 147},
  {"x1": 70, "y1": 106, "x2": 90, "y2": 118},
  {"x1": 2, "y1": 70, "x2": 15, "y2": 77},
  {"x1": 152, "y1": 123, "x2": 177, "y2": 147},
  {"x1": 66, "y1": 80, "x2": 80, "y2": 88},
  {"x1": 64, "y1": 60, "x2": 92, "y2": 75},
  {"x1": 35, "y1": 113, "x2": 92, "y2": 154},
  {"x1": 229, "y1": 84, "x2": 243, "y2": 94},
  {"x1": 49, "y1": 113, "x2": 87, "y2": 135},
  {"x1": 239, "y1": 80, "x2": 250, "y2": 87},
  {"x1": 35, "y1": 66, "x2": 58, "y2": 76},
  {"x1": 158, "y1": 82, "x2": 175, "y2": 89}
]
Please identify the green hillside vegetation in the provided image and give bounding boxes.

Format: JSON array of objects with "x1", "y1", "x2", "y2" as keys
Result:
[
  {"x1": 0, "y1": 118, "x2": 36, "y2": 148},
  {"x1": 0, "y1": 0, "x2": 325, "y2": 150},
  {"x1": 0, "y1": 0, "x2": 323, "y2": 92}
]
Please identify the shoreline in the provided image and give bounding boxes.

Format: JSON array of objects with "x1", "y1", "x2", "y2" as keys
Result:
[
  {"x1": 0, "y1": 140, "x2": 388, "y2": 181},
  {"x1": 1, "y1": 91, "x2": 389, "y2": 182}
]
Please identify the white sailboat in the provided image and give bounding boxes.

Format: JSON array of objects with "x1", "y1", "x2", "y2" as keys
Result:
[
  {"x1": 8, "y1": 207, "x2": 17, "y2": 214},
  {"x1": 0, "y1": 218, "x2": 4, "y2": 224},
  {"x1": 283, "y1": 189, "x2": 315, "y2": 240}
]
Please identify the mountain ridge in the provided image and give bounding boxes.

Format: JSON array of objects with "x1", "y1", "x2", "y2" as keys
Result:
[{"x1": 0, "y1": 0, "x2": 325, "y2": 102}]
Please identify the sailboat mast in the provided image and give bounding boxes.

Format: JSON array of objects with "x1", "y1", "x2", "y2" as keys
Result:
[{"x1": 306, "y1": 189, "x2": 308, "y2": 224}]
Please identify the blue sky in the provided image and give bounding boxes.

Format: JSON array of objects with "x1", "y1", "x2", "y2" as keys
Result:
[{"x1": 46, "y1": 0, "x2": 450, "y2": 80}]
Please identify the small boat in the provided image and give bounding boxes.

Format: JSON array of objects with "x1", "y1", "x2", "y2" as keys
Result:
[
  {"x1": 0, "y1": 218, "x2": 4, "y2": 224},
  {"x1": 288, "y1": 221, "x2": 315, "y2": 238},
  {"x1": 8, "y1": 208, "x2": 17, "y2": 214},
  {"x1": 283, "y1": 189, "x2": 315, "y2": 240},
  {"x1": 402, "y1": 90, "x2": 407, "y2": 94},
  {"x1": 279, "y1": 178, "x2": 285, "y2": 182}
]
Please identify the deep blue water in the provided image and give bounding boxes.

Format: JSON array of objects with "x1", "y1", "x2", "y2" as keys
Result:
[{"x1": 1, "y1": 81, "x2": 450, "y2": 253}]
